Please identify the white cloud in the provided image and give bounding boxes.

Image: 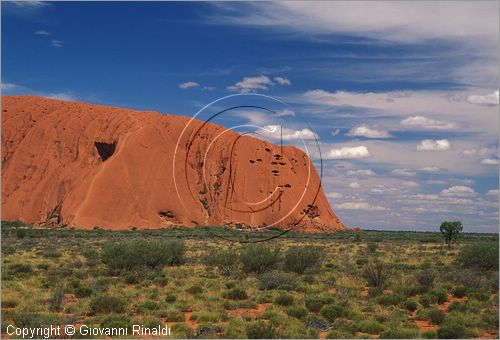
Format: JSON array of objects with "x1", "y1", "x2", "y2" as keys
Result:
[
  {"x1": 418, "y1": 167, "x2": 440, "y2": 172},
  {"x1": 331, "y1": 128, "x2": 340, "y2": 137},
  {"x1": 346, "y1": 125, "x2": 391, "y2": 138},
  {"x1": 440, "y1": 185, "x2": 477, "y2": 197},
  {"x1": 347, "y1": 169, "x2": 375, "y2": 177},
  {"x1": 34, "y1": 30, "x2": 50, "y2": 35},
  {"x1": 349, "y1": 182, "x2": 360, "y2": 188},
  {"x1": 480, "y1": 158, "x2": 499, "y2": 165},
  {"x1": 402, "y1": 181, "x2": 418, "y2": 187},
  {"x1": 417, "y1": 139, "x2": 450, "y2": 151},
  {"x1": 228, "y1": 75, "x2": 274, "y2": 92},
  {"x1": 212, "y1": 2, "x2": 498, "y2": 43},
  {"x1": 46, "y1": 93, "x2": 76, "y2": 101},
  {"x1": 327, "y1": 192, "x2": 343, "y2": 199},
  {"x1": 9, "y1": 1, "x2": 48, "y2": 8},
  {"x1": 179, "y1": 81, "x2": 199, "y2": 89},
  {"x1": 51, "y1": 39, "x2": 63, "y2": 48},
  {"x1": 275, "y1": 108, "x2": 295, "y2": 117},
  {"x1": 486, "y1": 189, "x2": 499, "y2": 196},
  {"x1": 324, "y1": 146, "x2": 370, "y2": 160},
  {"x1": 337, "y1": 201, "x2": 388, "y2": 211},
  {"x1": 401, "y1": 115, "x2": 458, "y2": 130},
  {"x1": 273, "y1": 76, "x2": 291, "y2": 85},
  {"x1": 1, "y1": 83, "x2": 17, "y2": 91},
  {"x1": 257, "y1": 125, "x2": 318, "y2": 141},
  {"x1": 202, "y1": 86, "x2": 215, "y2": 91},
  {"x1": 391, "y1": 168, "x2": 416, "y2": 177},
  {"x1": 467, "y1": 90, "x2": 499, "y2": 106}
]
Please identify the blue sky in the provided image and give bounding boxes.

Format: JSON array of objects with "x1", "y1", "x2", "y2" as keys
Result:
[{"x1": 2, "y1": 1, "x2": 499, "y2": 232}]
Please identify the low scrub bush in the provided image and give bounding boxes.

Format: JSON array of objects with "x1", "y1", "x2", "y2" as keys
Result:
[
  {"x1": 356, "y1": 318, "x2": 384, "y2": 333},
  {"x1": 320, "y1": 304, "x2": 345, "y2": 322},
  {"x1": 362, "y1": 261, "x2": 391, "y2": 288},
  {"x1": 223, "y1": 287, "x2": 248, "y2": 300},
  {"x1": 304, "y1": 315, "x2": 331, "y2": 331},
  {"x1": 274, "y1": 291, "x2": 294, "y2": 306},
  {"x1": 458, "y1": 242, "x2": 498, "y2": 270},
  {"x1": 185, "y1": 284, "x2": 203, "y2": 295},
  {"x1": 428, "y1": 308, "x2": 445, "y2": 325},
  {"x1": 204, "y1": 248, "x2": 239, "y2": 275},
  {"x1": 403, "y1": 298, "x2": 418, "y2": 312},
  {"x1": 240, "y1": 244, "x2": 281, "y2": 274},
  {"x1": 246, "y1": 320, "x2": 277, "y2": 339},
  {"x1": 437, "y1": 316, "x2": 466, "y2": 338},
  {"x1": 89, "y1": 294, "x2": 126, "y2": 314},
  {"x1": 100, "y1": 314, "x2": 132, "y2": 331},
  {"x1": 284, "y1": 246, "x2": 323, "y2": 274},
  {"x1": 286, "y1": 305, "x2": 308, "y2": 319},
  {"x1": 101, "y1": 239, "x2": 184, "y2": 274},
  {"x1": 258, "y1": 270, "x2": 299, "y2": 290},
  {"x1": 451, "y1": 285, "x2": 467, "y2": 298},
  {"x1": 305, "y1": 295, "x2": 334, "y2": 313},
  {"x1": 377, "y1": 294, "x2": 404, "y2": 306},
  {"x1": 415, "y1": 269, "x2": 436, "y2": 288},
  {"x1": 164, "y1": 310, "x2": 185, "y2": 322}
]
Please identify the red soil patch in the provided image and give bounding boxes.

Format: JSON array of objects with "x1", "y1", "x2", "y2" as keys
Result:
[
  {"x1": 361, "y1": 287, "x2": 369, "y2": 297},
  {"x1": 319, "y1": 331, "x2": 329, "y2": 339},
  {"x1": 415, "y1": 320, "x2": 438, "y2": 332},
  {"x1": 1, "y1": 95, "x2": 345, "y2": 232},
  {"x1": 228, "y1": 303, "x2": 271, "y2": 319},
  {"x1": 329, "y1": 287, "x2": 337, "y2": 294}
]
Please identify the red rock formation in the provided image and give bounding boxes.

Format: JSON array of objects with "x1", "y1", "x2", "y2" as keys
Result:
[{"x1": 1, "y1": 96, "x2": 345, "y2": 232}]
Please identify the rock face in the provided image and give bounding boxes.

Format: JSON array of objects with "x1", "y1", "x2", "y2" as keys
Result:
[{"x1": 1, "y1": 96, "x2": 345, "y2": 232}]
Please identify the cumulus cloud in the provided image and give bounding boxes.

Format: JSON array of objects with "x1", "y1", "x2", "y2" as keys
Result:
[
  {"x1": 347, "y1": 169, "x2": 375, "y2": 177},
  {"x1": 401, "y1": 115, "x2": 458, "y2": 130},
  {"x1": 273, "y1": 76, "x2": 291, "y2": 85},
  {"x1": 417, "y1": 139, "x2": 450, "y2": 151},
  {"x1": 480, "y1": 158, "x2": 499, "y2": 165},
  {"x1": 228, "y1": 75, "x2": 274, "y2": 92},
  {"x1": 275, "y1": 108, "x2": 295, "y2": 117},
  {"x1": 346, "y1": 125, "x2": 391, "y2": 138},
  {"x1": 1, "y1": 83, "x2": 17, "y2": 91},
  {"x1": 337, "y1": 201, "x2": 388, "y2": 211},
  {"x1": 418, "y1": 167, "x2": 440, "y2": 172},
  {"x1": 327, "y1": 192, "x2": 343, "y2": 199},
  {"x1": 391, "y1": 168, "x2": 416, "y2": 177},
  {"x1": 34, "y1": 30, "x2": 50, "y2": 35},
  {"x1": 467, "y1": 90, "x2": 499, "y2": 106},
  {"x1": 324, "y1": 146, "x2": 370, "y2": 160},
  {"x1": 349, "y1": 182, "x2": 360, "y2": 188},
  {"x1": 331, "y1": 128, "x2": 340, "y2": 137},
  {"x1": 486, "y1": 189, "x2": 499, "y2": 196},
  {"x1": 440, "y1": 185, "x2": 477, "y2": 197},
  {"x1": 178, "y1": 81, "x2": 200, "y2": 89},
  {"x1": 51, "y1": 39, "x2": 63, "y2": 48},
  {"x1": 257, "y1": 125, "x2": 318, "y2": 141}
]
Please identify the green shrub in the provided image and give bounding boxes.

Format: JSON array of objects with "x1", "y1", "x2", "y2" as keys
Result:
[
  {"x1": 286, "y1": 305, "x2": 308, "y2": 319},
  {"x1": 428, "y1": 308, "x2": 445, "y2": 325},
  {"x1": 75, "y1": 286, "x2": 93, "y2": 298},
  {"x1": 430, "y1": 288, "x2": 448, "y2": 304},
  {"x1": 138, "y1": 300, "x2": 160, "y2": 312},
  {"x1": 320, "y1": 304, "x2": 344, "y2": 322},
  {"x1": 16, "y1": 228, "x2": 27, "y2": 239},
  {"x1": 377, "y1": 294, "x2": 404, "y2": 306},
  {"x1": 165, "y1": 293, "x2": 176, "y2": 303},
  {"x1": 101, "y1": 239, "x2": 184, "y2": 274},
  {"x1": 356, "y1": 318, "x2": 384, "y2": 333},
  {"x1": 437, "y1": 316, "x2": 465, "y2": 338},
  {"x1": 258, "y1": 271, "x2": 299, "y2": 290},
  {"x1": 186, "y1": 284, "x2": 203, "y2": 295},
  {"x1": 246, "y1": 321, "x2": 277, "y2": 338},
  {"x1": 305, "y1": 295, "x2": 334, "y2": 313},
  {"x1": 380, "y1": 327, "x2": 419, "y2": 339},
  {"x1": 100, "y1": 314, "x2": 131, "y2": 331},
  {"x1": 415, "y1": 269, "x2": 436, "y2": 288},
  {"x1": 2, "y1": 299, "x2": 18, "y2": 308},
  {"x1": 223, "y1": 287, "x2": 248, "y2": 300},
  {"x1": 6, "y1": 263, "x2": 33, "y2": 277},
  {"x1": 13, "y1": 313, "x2": 66, "y2": 328},
  {"x1": 419, "y1": 294, "x2": 433, "y2": 308},
  {"x1": 274, "y1": 292, "x2": 294, "y2": 306},
  {"x1": 422, "y1": 330, "x2": 437, "y2": 338},
  {"x1": 447, "y1": 301, "x2": 467, "y2": 312},
  {"x1": 458, "y1": 243, "x2": 498, "y2": 270},
  {"x1": 204, "y1": 248, "x2": 239, "y2": 275},
  {"x1": 362, "y1": 261, "x2": 391, "y2": 287},
  {"x1": 240, "y1": 244, "x2": 281, "y2": 274},
  {"x1": 451, "y1": 285, "x2": 467, "y2": 298},
  {"x1": 89, "y1": 294, "x2": 126, "y2": 314},
  {"x1": 164, "y1": 310, "x2": 185, "y2": 322},
  {"x1": 284, "y1": 246, "x2": 323, "y2": 274},
  {"x1": 403, "y1": 298, "x2": 418, "y2": 312}
]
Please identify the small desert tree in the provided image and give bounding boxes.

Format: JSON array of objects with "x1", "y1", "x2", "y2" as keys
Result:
[{"x1": 439, "y1": 221, "x2": 463, "y2": 248}]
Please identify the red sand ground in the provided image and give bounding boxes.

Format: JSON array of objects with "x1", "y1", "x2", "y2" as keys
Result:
[{"x1": 1, "y1": 96, "x2": 345, "y2": 232}]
